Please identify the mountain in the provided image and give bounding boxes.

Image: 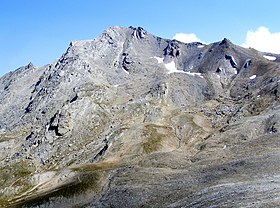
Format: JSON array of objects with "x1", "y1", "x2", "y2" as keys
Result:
[{"x1": 1, "y1": 26, "x2": 280, "y2": 207}]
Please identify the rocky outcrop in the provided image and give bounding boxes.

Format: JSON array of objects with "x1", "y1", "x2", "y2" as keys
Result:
[
  {"x1": 0, "y1": 26, "x2": 280, "y2": 207},
  {"x1": 164, "y1": 40, "x2": 181, "y2": 57},
  {"x1": 225, "y1": 54, "x2": 238, "y2": 68},
  {"x1": 130, "y1": 26, "x2": 147, "y2": 39}
]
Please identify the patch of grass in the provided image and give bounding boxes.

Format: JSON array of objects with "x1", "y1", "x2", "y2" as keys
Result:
[
  {"x1": 246, "y1": 97, "x2": 271, "y2": 116},
  {"x1": 142, "y1": 125, "x2": 165, "y2": 154},
  {"x1": 12, "y1": 179, "x2": 32, "y2": 189},
  {"x1": 0, "y1": 128, "x2": 31, "y2": 142},
  {"x1": 143, "y1": 135, "x2": 163, "y2": 154},
  {"x1": 54, "y1": 171, "x2": 101, "y2": 197},
  {"x1": 17, "y1": 160, "x2": 114, "y2": 207},
  {"x1": 0, "y1": 198, "x2": 9, "y2": 207},
  {"x1": 14, "y1": 165, "x2": 33, "y2": 179},
  {"x1": 0, "y1": 168, "x2": 10, "y2": 186},
  {"x1": 9, "y1": 171, "x2": 101, "y2": 208},
  {"x1": 70, "y1": 160, "x2": 118, "y2": 172},
  {"x1": 0, "y1": 135, "x2": 14, "y2": 142},
  {"x1": 0, "y1": 160, "x2": 35, "y2": 207},
  {"x1": 0, "y1": 160, "x2": 34, "y2": 187}
]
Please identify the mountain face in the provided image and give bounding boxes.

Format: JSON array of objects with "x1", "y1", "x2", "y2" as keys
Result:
[{"x1": 1, "y1": 26, "x2": 280, "y2": 207}]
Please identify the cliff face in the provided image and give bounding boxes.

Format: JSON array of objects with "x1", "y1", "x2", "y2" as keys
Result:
[{"x1": 1, "y1": 26, "x2": 280, "y2": 207}]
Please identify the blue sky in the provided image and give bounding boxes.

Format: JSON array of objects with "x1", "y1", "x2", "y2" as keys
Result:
[{"x1": 1, "y1": 0, "x2": 280, "y2": 76}]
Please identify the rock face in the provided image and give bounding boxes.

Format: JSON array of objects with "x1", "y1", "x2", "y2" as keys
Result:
[{"x1": 0, "y1": 26, "x2": 280, "y2": 207}]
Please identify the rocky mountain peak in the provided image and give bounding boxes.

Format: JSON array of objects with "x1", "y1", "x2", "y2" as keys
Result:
[
  {"x1": 0, "y1": 26, "x2": 280, "y2": 207},
  {"x1": 219, "y1": 37, "x2": 232, "y2": 46},
  {"x1": 26, "y1": 62, "x2": 35, "y2": 69}
]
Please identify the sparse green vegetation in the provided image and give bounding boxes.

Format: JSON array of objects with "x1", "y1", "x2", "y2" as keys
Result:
[
  {"x1": 0, "y1": 135, "x2": 13, "y2": 142},
  {"x1": 142, "y1": 125, "x2": 165, "y2": 154},
  {"x1": 71, "y1": 161, "x2": 118, "y2": 172},
  {"x1": 143, "y1": 135, "x2": 163, "y2": 153},
  {"x1": 0, "y1": 160, "x2": 34, "y2": 187},
  {"x1": 0, "y1": 198, "x2": 9, "y2": 207},
  {"x1": 0, "y1": 160, "x2": 35, "y2": 207},
  {"x1": 7, "y1": 170, "x2": 102, "y2": 207},
  {"x1": 54, "y1": 171, "x2": 101, "y2": 197},
  {"x1": 0, "y1": 128, "x2": 31, "y2": 142}
]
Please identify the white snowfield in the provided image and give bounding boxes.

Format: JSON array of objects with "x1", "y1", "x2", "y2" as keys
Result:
[
  {"x1": 164, "y1": 61, "x2": 177, "y2": 73},
  {"x1": 153, "y1": 56, "x2": 164, "y2": 64},
  {"x1": 249, "y1": 75, "x2": 256, "y2": 80},
  {"x1": 185, "y1": 71, "x2": 204, "y2": 78},
  {"x1": 151, "y1": 57, "x2": 203, "y2": 78},
  {"x1": 164, "y1": 61, "x2": 203, "y2": 78},
  {"x1": 263, "y1": 55, "x2": 276, "y2": 61}
]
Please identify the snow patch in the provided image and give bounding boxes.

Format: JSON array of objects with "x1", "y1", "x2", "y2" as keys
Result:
[
  {"x1": 234, "y1": 69, "x2": 238, "y2": 75},
  {"x1": 114, "y1": 84, "x2": 119, "y2": 87},
  {"x1": 213, "y1": 73, "x2": 220, "y2": 79},
  {"x1": 165, "y1": 61, "x2": 177, "y2": 73},
  {"x1": 231, "y1": 56, "x2": 237, "y2": 66},
  {"x1": 186, "y1": 71, "x2": 204, "y2": 78},
  {"x1": 225, "y1": 54, "x2": 237, "y2": 68},
  {"x1": 263, "y1": 55, "x2": 276, "y2": 61},
  {"x1": 152, "y1": 56, "x2": 164, "y2": 64},
  {"x1": 123, "y1": 69, "x2": 129, "y2": 74},
  {"x1": 165, "y1": 61, "x2": 203, "y2": 78},
  {"x1": 197, "y1": 45, "x2": 205, "y2": 48},
  {"x1": 249, "y1": 75, "x2": 256, "y2": 79}
]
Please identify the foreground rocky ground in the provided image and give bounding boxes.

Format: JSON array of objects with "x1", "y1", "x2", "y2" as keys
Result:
[{"x1": 0, "y1": 26, "x2": 280, "y2": 207}]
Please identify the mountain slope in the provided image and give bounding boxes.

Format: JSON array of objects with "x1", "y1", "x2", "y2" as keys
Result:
[{"x1": 0, "y1": 26, "x2": 280, "y2": 207}]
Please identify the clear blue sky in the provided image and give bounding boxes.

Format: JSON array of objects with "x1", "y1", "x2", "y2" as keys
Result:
[{"x1": 1, "y1": 0, "x2": 279, "y2": 76}]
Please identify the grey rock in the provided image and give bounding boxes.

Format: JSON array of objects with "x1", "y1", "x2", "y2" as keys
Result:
[
  {"x1": 1, "y1": 26, "x2": 280, "y2": 207},
  {"x1": 225, "y1": 54, "x2": 238, "y2": 68}
]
